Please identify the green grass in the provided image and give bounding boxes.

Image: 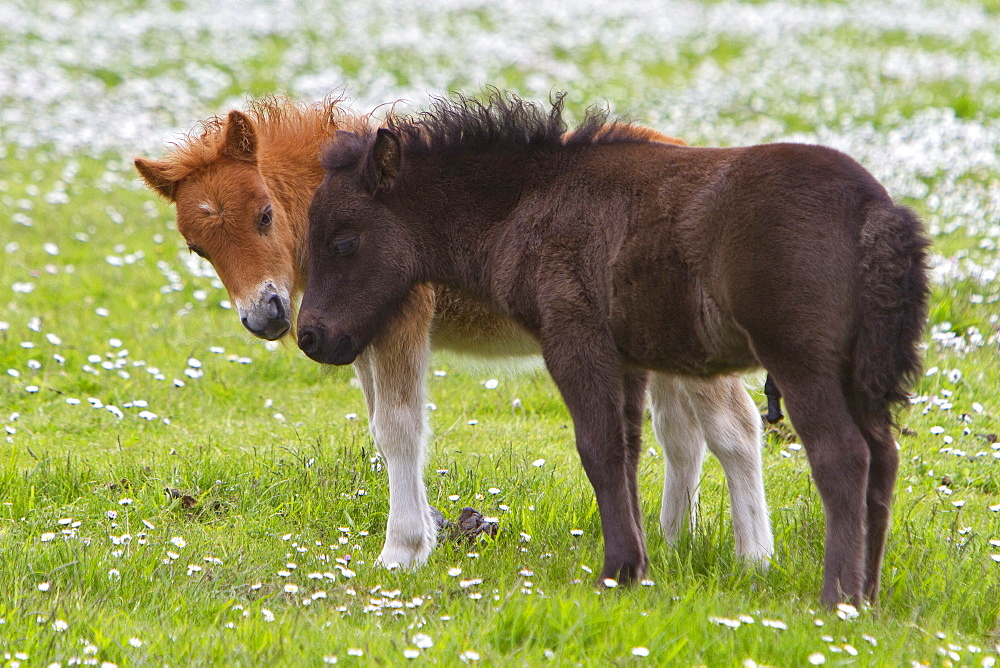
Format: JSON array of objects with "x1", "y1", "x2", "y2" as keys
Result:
[{"x1": 3, "y1": 0, "x2": 1000, "y2": 665}]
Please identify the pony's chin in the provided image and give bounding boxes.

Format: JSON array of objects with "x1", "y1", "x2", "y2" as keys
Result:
[
  {"x1": 259, "y1": 320, "x2": 291, "y2": 341},
  {"x1": 328, "y1": 335, "x2": 359, "y2": 365},
  {"x1": 242, "y1": 316, "x2": 291, "y2": 341},
  {"x1": 299, "y1": 327, "x2": 359, "y2": 366}
]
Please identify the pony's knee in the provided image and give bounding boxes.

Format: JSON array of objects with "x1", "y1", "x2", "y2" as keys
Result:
[
  {"x1": 370, "y1": 407, "x2": 428, "y2": 457},
  {"x1": 691, "y1": 380, "x2": 760, "y2": 458}
]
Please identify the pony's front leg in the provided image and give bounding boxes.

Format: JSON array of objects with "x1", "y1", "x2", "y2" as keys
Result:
[
  {"x1": 541, "y1": 333, "x2": 649, "y2": 584},
  {"x1": 622, "y1": 370, "x2": 651, "y2": 551},
  {"x1": 362, "y1": 288, "x2": 438, "y2": 569}
]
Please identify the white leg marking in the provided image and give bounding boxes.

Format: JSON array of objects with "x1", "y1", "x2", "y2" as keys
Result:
[
  {"x1": 353, "y1": 351, "x2": 377, "y2": 423},
  {"x1": 648, "y1": 374, "x2": 706, "y2": 545},
  {"x1": 689, "y1": 376, "x2": 773, "y2": 564},
  {"x1": 358, "y1": 337, "x2": 437, "y2": 570}
]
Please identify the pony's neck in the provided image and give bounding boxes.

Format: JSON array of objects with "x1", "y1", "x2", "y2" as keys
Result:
[{"x1": 404, "y1": 151, "x2": 533, "y2": 299}]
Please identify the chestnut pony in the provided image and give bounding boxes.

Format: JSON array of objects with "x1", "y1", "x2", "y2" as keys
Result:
[
  {"x1": 299, "y1": 93, "x2": 929, "y2": 606},
  {"x1": 135, "y1": 96, "x2": 772, "y2": 571}
]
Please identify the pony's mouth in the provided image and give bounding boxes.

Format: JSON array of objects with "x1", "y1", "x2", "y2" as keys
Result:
[
  {"x1": 297, "y1": 327, "x2": 357, "y2": 365},
  {"x1": 244, "y1": 318, "x2": 290, "y2": 341}
]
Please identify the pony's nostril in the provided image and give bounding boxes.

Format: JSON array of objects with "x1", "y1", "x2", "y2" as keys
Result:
[
  {"x1": 268, "y1": 293, "x2": 285, "y2": 320},
  {"x1": 298, "y1": 327, "x2": 320, "y2": 355}
]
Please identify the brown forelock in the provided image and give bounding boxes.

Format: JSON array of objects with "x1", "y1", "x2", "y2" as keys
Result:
[
  {"x1": 319, "y1": 130, "x2": 370, "y2": 172},
  {"x1": 174, "y1": 159, "x2": 264, "y2": 241}
]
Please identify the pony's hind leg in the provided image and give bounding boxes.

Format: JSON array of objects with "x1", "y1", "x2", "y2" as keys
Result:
[
  {"x1": 364, "y1": 288, "x2": 438, "y2": 569},
  {"x1": 860, "y1": 417, "x2": 899, "y2": 601},
  {"x1": 688, "y1": 376, "x2": 773, "y2": 565},
  {"x1": 773, "y1": 372, "x2": 870, "y2": 606},
  {"x1": 648, "y1": 375, "x2": 706, "y2": 545}
]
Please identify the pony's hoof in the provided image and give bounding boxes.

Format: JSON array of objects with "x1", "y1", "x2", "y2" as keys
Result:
[
  {"x1": 737, "y1": 544, "x2": 774, "y2": 570},
  {"x1": 598, "y1": 557, "x2": 649, "y2": 586},
  {"x1": 375, "y1": 540, "x2": 434, "y2": 570},
  {"x1": 377, "y1": 515, "x2": 438, "y2": 569}
]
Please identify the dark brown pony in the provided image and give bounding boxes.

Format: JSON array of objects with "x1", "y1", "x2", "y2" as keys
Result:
[{"x1": 298, "y1": 92, "x2": 929, "y2": 606}]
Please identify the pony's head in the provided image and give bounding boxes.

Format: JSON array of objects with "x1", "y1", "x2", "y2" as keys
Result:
[
  {"x1": 298, "y1": 128, "x2": 420, "y2": 365},
  {"x1": 135, "y1": 109, "x2": 300, "y2": 340}
]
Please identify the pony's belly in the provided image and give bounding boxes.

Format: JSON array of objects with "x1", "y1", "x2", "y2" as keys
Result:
[
  {"x1": 613, "y1": 285, "x2": 758, "y2": 376},
  {"x1": 640, "y1": 352, "x2": 758, "y2": 377},
  {"x1": 430, "y1": 287, "x2": 540, "y2": 358},
  {"x1": 621, "y1": 334, "x2": 758, "y2": 377}
]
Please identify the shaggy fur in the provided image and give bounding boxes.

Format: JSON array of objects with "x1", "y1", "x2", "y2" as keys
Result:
[{"x1": 300, "y1": 91, "x2": 930, "y2": 606}]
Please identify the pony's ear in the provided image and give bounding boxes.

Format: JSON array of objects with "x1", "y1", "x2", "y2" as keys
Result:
[
  {"x1": 222, "y1": 110, "x2": 257, "y2": 163},
  {"x1": 134, "y1": 157, "x2": 178, "y2": 201},
  {"x1": 366, "y1": 128, "x2": 402, "y2": 193}
]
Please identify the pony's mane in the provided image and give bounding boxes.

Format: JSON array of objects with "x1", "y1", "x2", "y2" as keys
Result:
[
  {"x1": 157, "y1": 95, "x2": 368, "y2": 180},
  {"x1": 320, "y1": 90, "x2": 662, "y2": 174},
  {"x1": 389, "y1": 90, "x2": 654, "y2": 156}
]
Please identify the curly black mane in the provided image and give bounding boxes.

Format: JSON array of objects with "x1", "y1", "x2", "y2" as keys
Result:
[
  {"x1": 320, "y1": 89, "x2": 653, "y2": 174},
  {"x1": 390, "y1": 89, "x2": 651, "y2": 155}
]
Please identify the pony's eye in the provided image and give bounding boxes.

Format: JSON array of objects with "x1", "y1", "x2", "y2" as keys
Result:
[
  {"x1": 333, "y1": 234, "x2": 358, "y2": 257},
  {"x1": 258, "y1": 205, "x2": 273, "y2": 231},
  {"x1": 188, "y1": 245, "x2": 209, "y2": 260}
]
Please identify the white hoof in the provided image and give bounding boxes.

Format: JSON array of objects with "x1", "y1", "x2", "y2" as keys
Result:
[
  {"x1": 737, "y1": 541, "x2": 774, "y2": 570},
  {"x1": 376, "y1": 520, "x2": 437, "y2": 570}
]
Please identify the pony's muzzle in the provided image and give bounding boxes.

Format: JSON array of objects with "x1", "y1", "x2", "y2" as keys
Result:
[
  {"x1": 240, "y1": 292, "x2": 290, "y2": 340},
  {"x1": 241, "y1": 314, "x2": 290, "y2": 340},
  {"x1": 298, "y1": 327, "x2": 321, "y2": 356},
  {"x1": 298, "y1": 326, "x2": 357, "y2": 366},
  {"x1": 266, "y1": 293, "x2": 285, "y2": 320}
]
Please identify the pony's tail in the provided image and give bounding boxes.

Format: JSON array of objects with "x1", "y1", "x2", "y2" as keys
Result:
[{"x1": 852, "y1": 202, "x2": 930, "y2": 424}]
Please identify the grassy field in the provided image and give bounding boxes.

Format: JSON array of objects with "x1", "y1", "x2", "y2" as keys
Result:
[{"x1": 3, "y1": 0, "x2": 1000, "y2": 665}]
